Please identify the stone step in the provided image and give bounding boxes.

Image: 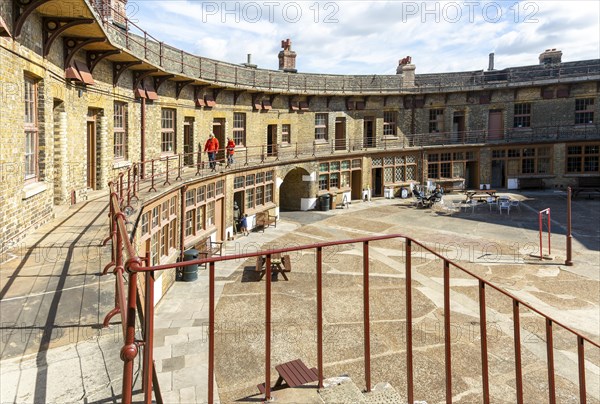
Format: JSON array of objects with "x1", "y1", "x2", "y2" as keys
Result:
[{"x1": 363, "y1": 382, "x2": 404, "y2": 403}]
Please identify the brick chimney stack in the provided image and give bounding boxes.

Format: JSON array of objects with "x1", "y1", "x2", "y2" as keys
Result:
[
  {"x1": 396, "y1": 56, "x2": 415, "y2": 87},
  {"x1": 278, "y1": 38, "x2": 297, "y2": 73},
  {"x1": 539, "y1": 48, "x2": 562, "y2": 65}
]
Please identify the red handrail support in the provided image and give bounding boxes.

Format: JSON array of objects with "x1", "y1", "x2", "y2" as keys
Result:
[{"x1": 537, "y1": 208, "x2": 552, "y2": 260}]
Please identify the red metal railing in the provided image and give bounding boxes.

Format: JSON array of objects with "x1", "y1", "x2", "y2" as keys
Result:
[{"x1": 104, "y1": 183, "x2": 599, "y2": 404}]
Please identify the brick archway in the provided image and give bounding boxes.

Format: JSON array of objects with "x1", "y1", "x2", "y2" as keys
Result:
[{"x1": 279, "y1": 167, "x2": 312, "y2": 211}]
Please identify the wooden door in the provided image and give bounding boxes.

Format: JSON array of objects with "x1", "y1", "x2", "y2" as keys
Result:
[
  {"x1": 488, "y1": 110, "x2": 504, "y2": 140},
  {"x1": 364, "y1": 117, "x2": 375, "y2": 148},
  {"x1": 184, "y1": 118, "x2": 194, "y2": 166},
  {"x1": 267, "y1": 124, "x2": 277, "y2": 156},
  {"x1": 335, "y1": 118, "x2": 346, "y2": 150},
  {"x1": 212, "y1": 118, "x2": 225, "y2": 162}
]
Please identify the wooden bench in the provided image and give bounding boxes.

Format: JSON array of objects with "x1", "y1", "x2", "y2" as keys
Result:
[
  {"x1": 197, "y1": 238, "x2": 223, "y2": 267},
  {"x1": 255, "y1": 211, "x2": 277, "y2": 232},
  {"x1": 257, "y1": 358, "x2": 318, "y2": 394},
  {"x1": 572, "y1": 176, "x2": 600, "y2": 199},
  {"x1": 519, "y1": 177, "x2": 545, "y2": 189}
]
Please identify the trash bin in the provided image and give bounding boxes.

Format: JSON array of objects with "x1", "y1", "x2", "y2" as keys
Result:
[
  {"x1": 384, "y1": 188, "x2": 394, "y2": 199},
  {"x1": 320, "y1": 194, "x2": 330, "y2": 211},
  {"x1": 182, "y1": 249, "x2": 199, "y2": 282}
]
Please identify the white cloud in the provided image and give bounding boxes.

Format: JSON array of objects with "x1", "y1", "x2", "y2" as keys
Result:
[{"x1": 132, "y1": 0, "x2": 600, "y2": 74}]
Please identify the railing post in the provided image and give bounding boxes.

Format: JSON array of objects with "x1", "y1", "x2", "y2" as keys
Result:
[
  {"x1": 565, "y1": 187, "x2": 573, "y2": 267},
  {"x1": 363, "y1": 241, "x2": 371, "y2": 392},
  {"x1": 546, "y1": 319, "x2": 556, "y2": 404},
  {"x1": 164, "y1": 157, "x2": 171, "y2": 186},
  {"x1": 208, "y1": 262, "x2": 216, "y2": 404},
  {"x1": 479, "y1": 281, "x2": 490, "y2": 404},
  {"x1": 264, "y1": 254, "x2": 272, "y2": 400},
  {"x1": 443, "y1": 259, "x2": 452, "y2": 403},
  {"x1": 196, "y1": 150, "x2": 202, "y2": 176},
  {"x1": 316, "y1": 247, "x2": 324, "y2": 388},
  {"x1": 513, "y1": 300, "x2": 524, "y2": 404},
  {"x1": 244, "y1": 147, "x2": 249, "y2": 166},
  {"x1": 405, "y1": 239, "x2": 414, "y2": 403},
  {"x1": 578, "y1": 336, "x2": 587, "y2": 403},
  {"x1": 176, "y1": 153, "x2": 182, "y2": 181},
  {"x1": 143, "y1": 268, "x2": 155, "y2": 403},
  {"x1": 121, "y1": 269, "x2": 138, "y2": 404},
  {"x1": 149, "y1": 160, "x2": 157, "y2": 192}
]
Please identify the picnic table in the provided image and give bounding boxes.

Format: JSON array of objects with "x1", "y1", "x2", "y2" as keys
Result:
[
  {"x1": 257, "y1": 358, "x2": 318, "y2": 394},
  {"x1": 255, "y1": 253, "x2": 291, "y2": 281},
  {"x1": 463, "y1": 189, "x2": 498, "y2": 202}
]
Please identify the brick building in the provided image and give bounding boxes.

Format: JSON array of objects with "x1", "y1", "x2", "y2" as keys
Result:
[{"x1": 1, "y1": 0, "x2": 599, "y2": 280}]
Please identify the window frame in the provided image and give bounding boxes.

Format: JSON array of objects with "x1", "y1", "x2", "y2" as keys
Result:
[
  {"x1": 233, "y1": 112, "x2": 246, "y2": 146},
  {"x1": 383, "y1": 111, "x2": 397, "y2": 137},
  {"x1": 428, "y1": 109, "x2": 444, "y2": 133},
  {"x1": 566, "y1": 143, "x2": 600, "y2": 174},
  {"x1": 281, "y1": 124, "x2": 291, "y2": 144},
  {"x1": 24, "y1": 76, "x2": 39, "y2": 183},
  {"x1": 315, "y1": 113, "x2": 328, "y2": 141},
  {"x1": 575, "y1": 98, "x2": 594, "y2": 125},
  {"x1": 114, "y1": 102, "x2": 128, "y2": 160},
  {"x1": 161, "y1": 108, "x2": 176, "y2": 154},
  {"x1": 513, "y1": 102, "x2": 531, "y2": 128}
]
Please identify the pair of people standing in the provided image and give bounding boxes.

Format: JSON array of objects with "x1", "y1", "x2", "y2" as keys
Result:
[{"x1": 203, "y1": 133, "x2": 236, "y2": 170}]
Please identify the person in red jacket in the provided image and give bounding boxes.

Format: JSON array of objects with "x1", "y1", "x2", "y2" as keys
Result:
[
  {"x1": 226, "y1": 137, "x2": 235, "y2": 167},
  {"x1": 204, "y1": 133, "x2": 219, "y2": 171}
]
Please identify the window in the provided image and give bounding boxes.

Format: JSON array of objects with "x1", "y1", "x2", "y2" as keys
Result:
[
  {"x1": 383, "y1": 111, "x2": 397, "y2": 137},
  {"x1": 427, "y1": 152, "x2": 472, "y2": 180},
  {"x1": 281, "y1": 124, "x2": 291, "y2": 144},
  {"x1": 161, "y1": 108, "x2": 175, "y2": 153},
  {"x1": 318, "y1": 160, "x2": 354, "y2": 191},
  {"x1": 169, "y1": 220, "x2": 177, "y2": 249},
  {"x1": 575, "y1": 98, "x2": 594, "y2": 124},
  {"x1": 196, "y1": 206, "x2": 205, "y2": 232},
  {"x1": 567, "y1": 144, "x2": 600, "y2": 173},
  {"x1": 233, "y1": 112, "x2": 246, "y2": 146},
  {"x1": 206, "y1": 201, "x2": 215, "y2": 226},
  {"x1": 185, "y1": 189, "x2": 195, "y2": 206},
  {"x1": 24, "y1": 77, "x2": 38, "y2": 182},
  {"x1": 245, "y1": 188, "x2": 255, "y2": 210},
  {"x1": 265, "y1": 183, "x2": 273, "y2": 203},
  {"x1": 315, "y1": 113, "x2": 328, "y2": 141},
  {"x1": 428, "y1": 109, "x2": 444, "y2": 133},
  {"x1": 256, "y1": 186, "x2": 264, "y2": 206},
  {"x1": 114, "y1": 102, "x2": 127, "y2": 159},
  {"x1": 514, "y1": 103, "x2": 531, "y2": 128},
  {"x1": 161, "y1": 223, "x2": 169, "y2": 256},
  {"x1": 185, "y1": 210, "x2": 194, "y2": 237},
  {"x1": 150, "y1": 232, "x2": 159, "y2": 265},
  {"x1": 141, "y1": 212, "x2": 149, "y2": 235},
  {"x1": 493, "y1": 146, "x2": 554, "y2": 175}
]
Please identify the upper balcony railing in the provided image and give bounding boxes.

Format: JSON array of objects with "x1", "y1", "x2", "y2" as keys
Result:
[
  {"x1": 89, "y1": 2, "x2": 600, "y2": 95},
  {"x1": 103, "y1": 181, "x2": 600, "y2": 404}
]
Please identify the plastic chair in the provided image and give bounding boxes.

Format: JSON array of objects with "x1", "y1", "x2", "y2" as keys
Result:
[
  {"x1": 487, "y1": 196, "x2": 498, "y2": 212},
  {"x1": 499, "y1": 200, "x2": 511, "y2": 215},
  {"x1": 510, "y1": 200, "x2": 521, "y2": 212}
]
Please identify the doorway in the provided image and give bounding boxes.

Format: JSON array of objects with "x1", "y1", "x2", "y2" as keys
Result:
[
  {"x1": 488, "y1": 110, "x2": 504, "y2": 140},
  {"x1": 465, "y1": 161, "x2": 478, "y2": 189},
  {"x1": 351, "y1": 170, "x2": 362, "y2": 200},
  {"x1": 86, "y1": 110, "x2": 97, "y2": 189},
  {"x1": 491, "y1": 160, "x2": 505, "y2": 188},
  {"x1": 364, "y1": 117, "x2": 375, "y2": 148},
  {"x1": 371, "y1": 167, "x2": 383, "y2": 197},
  {"x1": 267, "y1": 124, "x2": 277, "y2": 157},
  {"x1": 212, "y1": 118, "x2": 225, "y2": 163},
  {"x1": 335, "y1": 117, "x2": 346, "y2": 150},
  {"x1": 452, "y1": 112, "x2": 465, "y2": 143},
  {"x1": 184, "y1": 117, "x2": 195, "y2": 166}
]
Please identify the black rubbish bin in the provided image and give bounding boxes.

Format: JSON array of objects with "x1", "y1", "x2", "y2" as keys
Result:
[
  {"x1": 182, "y1": 249, "x2": 199, "y2": 282},
  {"x1": 320, "y1": 194, "x2": 330, "y2": 211}
]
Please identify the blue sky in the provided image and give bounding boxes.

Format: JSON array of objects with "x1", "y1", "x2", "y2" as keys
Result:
[{"x1": 127, "y1": 1, "x2": 600, "y2": 74}]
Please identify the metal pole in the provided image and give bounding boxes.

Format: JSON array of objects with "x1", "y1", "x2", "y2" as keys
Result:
[
  {"x1": 547, "y1": 209, "x2": 551, "y2": 256},
  {"x1": 208, "y1": 262, "x2": 215, "y2": 403},
  {"x1": 565, "y1": 187, "x2": 573, "y2": 266},
  {"x1": 316, "y1": 247, "x2": 324, "y2": 388},
  {"x1": 578, "y1": 336, "x2": 587, "y2": 403},
  {"x1": 479, "y1": 281, "x2": 490, "y2": 404},
  {"x1": 546, "y1": 319, "x2": 556, "y2": 404},
  {"x1": 405, "y1": 240, "x2": 414, "y2": 403},
  {"x1": 443, "y1": 259, "x2": 452, "y2": 403},
  {"x1": 141, "y1": 97, "x2": 146, "y2": 178},
  {"x1": 513, "y1": 300, "x2": 524, "y2": 404},
  {"x1": 539, "y1": 211, "x2": 543, "y2": 259},
  {"x1": 264, "y1": 254, "x2": 272, "y2": 400},
  {"x1": 363, "y1": 241, "x2": 371, "y2": 392}
]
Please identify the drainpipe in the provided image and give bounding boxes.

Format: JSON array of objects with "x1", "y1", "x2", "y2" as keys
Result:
[{"x1": 141, "y1": 97, "x2": 146, "y2": 178}]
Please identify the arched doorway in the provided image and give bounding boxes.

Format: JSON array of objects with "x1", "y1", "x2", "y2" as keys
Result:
[{"x1": 280, "y1": 167, "x2": 311, "y2": 211}]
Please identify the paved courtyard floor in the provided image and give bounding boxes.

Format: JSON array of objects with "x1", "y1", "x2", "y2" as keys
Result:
[{"x1": 0, "y1": 189, "x2": 598, "y2": 403}]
